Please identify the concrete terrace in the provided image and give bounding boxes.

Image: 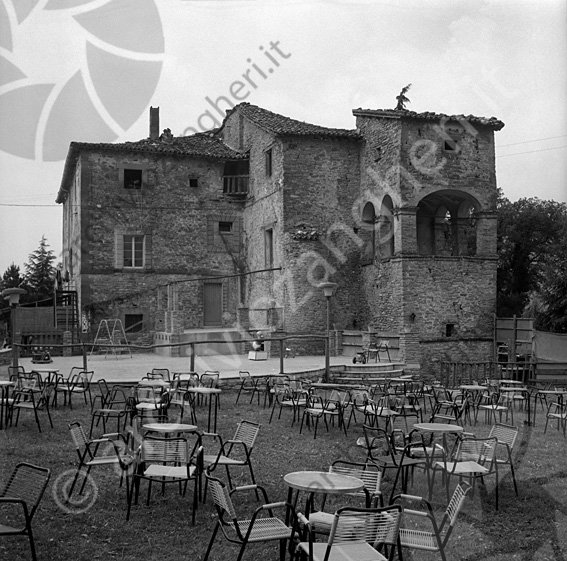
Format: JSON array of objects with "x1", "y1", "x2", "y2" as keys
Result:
[{"x1": 12, "y1": 352, "x2": 377, "y2": 384}]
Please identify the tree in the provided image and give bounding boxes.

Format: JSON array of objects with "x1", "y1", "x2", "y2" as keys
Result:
[
  {"x1": 1, "y1": 262, "x2": 26, "y2": 291},
  {"x1": 497, "y1": 193, "x2": 567, "y2": 332},
  {"x1": 24, "y1": 236, "x2": 56, "y2": 303}
]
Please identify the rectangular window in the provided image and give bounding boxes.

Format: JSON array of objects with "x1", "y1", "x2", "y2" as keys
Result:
[
  {"x1": 265, "y1": 228, "x2": 274, "y2": 268},
  {"x1": 124, "y1": 313, "x2": 144, "y2": 333},
  {"x1": 189, "y1": 177, "x2": 199, "y2": 188},
  {"x1": 265, "y1": 149, "x2": 272, "y2": 177},
  {"x1": 124, "y1": 169, "x2": 143, "y2": 189},
  {"x1": 219, "y1": 221, "x2": 233, "y2": 233},
  {"x1": 123, "y1": 235, "x2": 145, "y2": 268}
]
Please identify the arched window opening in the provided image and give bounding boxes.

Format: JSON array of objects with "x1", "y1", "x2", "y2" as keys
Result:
[
  {"x1": 378, "y1": 195, "x2": 395, "y2": 258},
  {"x1": 416, "y1": 190, "x2": 479, "y2": 257},
  {"x1": 457, "y1": 200, "x2": 478, "y2": 256},
  {"x1": 360, "y1": 202, "x2": 376, "y2": 264}
]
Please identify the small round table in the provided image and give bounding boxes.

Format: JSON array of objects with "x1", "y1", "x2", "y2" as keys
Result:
[
  {"x1": 186, "y1": 387, "x2": 221, "y2": 433},
  {"x1": 143, "y1": 423, "x2": 198, "y2": 435},
  {"x1": 284, "y1": 471, "x2": 365, "y2": 516}
]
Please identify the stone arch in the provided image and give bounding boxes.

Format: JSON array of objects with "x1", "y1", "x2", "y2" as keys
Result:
[{"x1": 416, "y1": 190, "x2": 480, "y2": 256}]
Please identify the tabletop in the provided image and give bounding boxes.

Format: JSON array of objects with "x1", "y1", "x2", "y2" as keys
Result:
[
  {"x1": 186, "y1": 387, "x2": 221, "y2": 394},
  {"x1": 284, "y1": 471, "x2": 364, "y2": 494},
  {"x1": 413, "y1": 423, "x2": 464, "y2": 434},
  {"x1": 460, "y1": 385, "x2": 489, "y2": 391},
  {"x1": 369, "y1": 407, "x2": 398, "y2": 417},
  {"x1": 0, "y1": 380, "x2": 14, "y2": 386},
  {"x1": 139, "y1": 379, "x2": 171, "y2": 388},
  {"x1": 143, "y1": 423, "x2": 198, "y2": 433},
  {"x1": 499, "y1": 380, "x2": 524, "y2": 385}
]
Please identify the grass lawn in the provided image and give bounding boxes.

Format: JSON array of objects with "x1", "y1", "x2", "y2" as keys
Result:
[{"x1": 1, "y1": 384, "x2": 566, "y2": 561}]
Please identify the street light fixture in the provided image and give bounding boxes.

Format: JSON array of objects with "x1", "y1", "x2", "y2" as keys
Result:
[
  {"x1": 2, "y1": 287, "x2": 27, "y2": 369},
  {"x1": 318, "y1": 282, "x2": 338, "y2": 381}
]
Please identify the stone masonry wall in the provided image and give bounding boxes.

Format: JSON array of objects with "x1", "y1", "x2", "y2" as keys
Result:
[
  {"x1": 279, "y1": 136, "x2": 363, "y2": 346},
  {"x1": 76, "y1": 149, "x2": 242, "y2": 336}
]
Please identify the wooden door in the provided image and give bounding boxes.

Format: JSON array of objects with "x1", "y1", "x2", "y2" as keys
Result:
[{"x1": 203, "y1": 283, "x2": 222, "y2": 326}]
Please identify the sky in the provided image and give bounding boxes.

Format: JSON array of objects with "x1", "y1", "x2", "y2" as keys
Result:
[{"x1": 0, "y1": 0, "x2": 566, "y2": 274}]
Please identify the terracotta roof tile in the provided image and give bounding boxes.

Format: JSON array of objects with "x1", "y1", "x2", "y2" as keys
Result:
[
  {"x1": 231, "y1": 102, "x2": 361, "y2": 138},
  {"x1": 352, "y1": 108, "x2": 505, "y2": 130},
  {"x1": 68, "y1": 132, "x2": 247, "y2": 160}
]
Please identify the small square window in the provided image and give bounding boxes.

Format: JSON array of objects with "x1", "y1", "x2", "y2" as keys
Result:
[
  {"x1": 219, "y1": 221, "x2": 233, "y2": 233},
  {"x1": 444, "y1": 138, "x2": 459, "y2": 152},
  {"x1": 189, "y1": 178, "x2": 199, "y2": 188},
  {"x1": 124, "y1": 313, "x2": 144, "y2": 333},
  {"x1": 265, "y1": 149, "x2": 273, "y2": 177},
  {"x1": 445, "y1": 323, "x2": 456, "y2": 337},
  {"x1": 124, "y1": 169, "x2": 142, "y2": 189}
]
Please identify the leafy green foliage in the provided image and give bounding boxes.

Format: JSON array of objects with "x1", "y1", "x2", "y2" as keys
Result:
[{"x1": 497, "y1": 192, "x2": 567, "y2": 332}]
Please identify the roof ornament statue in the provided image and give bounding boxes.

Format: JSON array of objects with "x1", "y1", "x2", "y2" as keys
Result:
[
  {"x1": 159, "y1": 128, "x2": 174, "y2": 143},
  {"x1": 395, "y1": 84, "x2": 412, "y2": 110}
]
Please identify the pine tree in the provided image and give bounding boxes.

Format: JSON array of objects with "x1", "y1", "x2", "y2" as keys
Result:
[
  {"x1": 24, "y1": 236, "x2": 56, "y2": 303},
  {"x1": 1, "y1": 263, "x2": 26, "y2": 291}
]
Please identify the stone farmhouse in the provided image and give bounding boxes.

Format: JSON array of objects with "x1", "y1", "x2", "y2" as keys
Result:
[{"x1": 56, "y1": 102, "x2": 504, "y2": 369}]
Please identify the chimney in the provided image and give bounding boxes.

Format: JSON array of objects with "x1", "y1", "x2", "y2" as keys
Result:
[{"x1": 149, "y1": 106, "x2": 159, "y2": 140}]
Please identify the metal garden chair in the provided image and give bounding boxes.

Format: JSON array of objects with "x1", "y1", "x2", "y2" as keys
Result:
[
  {"x1": 392, "y1": 482, "x2": 472, "y2": 561},
  {"x1": 296, "y1": 504, "x2": 403, "y2": 561},
  {"x1": 203, "y1": 419, "x2": 261, "y2": 497},
  {"x1": 0, "y1": 463, "x2": 51, "y2": 561},
  {"x1": 68, "y1": 421, "x2": 135, "y2": 505},
  {"x1": 204, "y1": 471, "x2": 298, "y2": 561},
  {"x1": 127, "y1": 435, "x2": 203, "y2": 524}
]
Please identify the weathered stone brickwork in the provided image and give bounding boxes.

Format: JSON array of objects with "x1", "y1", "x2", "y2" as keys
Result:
[{"x1": 58, "y1": 103, "x2": 503, "y2": 368}]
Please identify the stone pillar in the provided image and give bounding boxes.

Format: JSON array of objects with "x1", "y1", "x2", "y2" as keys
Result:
[
  {"x1": 62, "y1": 331, "x2": 72, "y2": 357},
  {"x1": 395, "y1": 206, "x2": 418, "y2": 255},
  {"x1": 475, "y1": 211, "x2": 498, "y2": 256}
]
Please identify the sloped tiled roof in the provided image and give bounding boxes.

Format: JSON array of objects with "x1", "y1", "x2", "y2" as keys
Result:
[
  {"x1": 56, "y1": 132, "x2": 246, "y2": 203},
  {"x1": 352, "y1": 108, "x2": 505, "y2": 130},
  {"x1": 67, "y1": 132, "x2": 247, "y2": 160},
  {"x1": 230, "y1": 102, "x2": 361, "y2": 138}
]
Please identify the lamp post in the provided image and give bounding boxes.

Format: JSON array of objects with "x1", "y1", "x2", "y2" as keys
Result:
[
  {"x1": 2, "y1": 288, "x2": 27, "y2": 369},
  {"x1": 318, "y1": 282, "x2": 338, "y2": 381}
]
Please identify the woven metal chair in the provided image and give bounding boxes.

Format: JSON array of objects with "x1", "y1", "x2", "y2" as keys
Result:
[
  {"x1": 52, "y1": 369, "x2": 94, "y2": 409},
  {"x1": 544, "y1": 400, "x2": 567, "y2": 436},
  {"x1": 431, "y1": 436, "x2": 500, "y2": 509},
  {"x1": 0, "y1": 463, "x2": 51, "y2": 561},
  {"x1": 309, "y1": 460, "x2": 384, "y2": 535},
  {"x1": 89, "y1": 382, "x2": 133, "y2": 437},
  {"x1": 68, "y1": 421, "x2": 135, "y2": 504},
  {"x1": 392, "y1": 482, "x2": 471, "y2": 561},
  {"x1": 235, "y1": 370, "x2": 262, "y2": 405},
  {"x1": 10, "y1": 382, "x2": 54, "y2": 432},
  {"x1": 203, "y1": 419, "x2": 261, "y2": 496},
  {"x1": 204, "y1": 472, "x2": 297, "y2": 561},
  {"x1": 488, "y1": 423, "x2": 519, "y2": 497},
  {"x1": 296, "y1": 504, "x2": 403, "y2": 561},
  {"x1": 127, "y1": 435, "x2": 203, "y2": 524}
]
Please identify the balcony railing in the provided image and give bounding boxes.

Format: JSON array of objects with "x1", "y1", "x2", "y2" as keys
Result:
[{"x1": 223, "y1": 175, "x2": 249, "y2": 196}]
